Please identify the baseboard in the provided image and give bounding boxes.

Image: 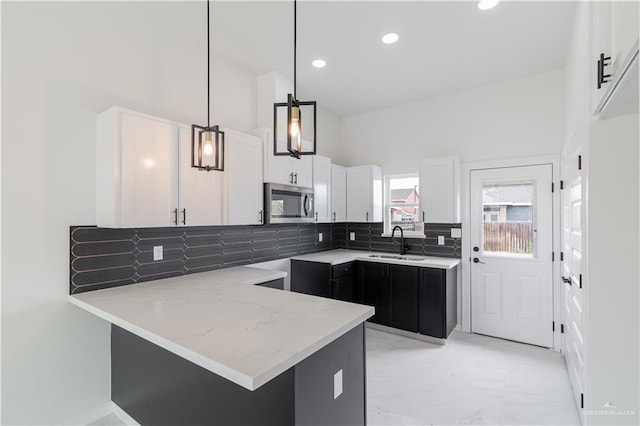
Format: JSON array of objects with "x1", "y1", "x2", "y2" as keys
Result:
[
  {"x1": 365, "y1": 322, "x2": 446, "y2": 345},
  {"x1": 110, "y1": 402, "x2": 140, "y2": 426},
  {"x1": 60, "y1": 401, "x2": 114, "y2": 425}
]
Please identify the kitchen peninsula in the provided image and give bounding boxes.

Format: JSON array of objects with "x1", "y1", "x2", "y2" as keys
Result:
[{"x1": 69, "y1": 266, "x2": 374, "y2": 425}]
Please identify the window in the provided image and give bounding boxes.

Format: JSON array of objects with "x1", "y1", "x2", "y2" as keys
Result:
[{"x1": 384, "y1": 174, "x2": 423, "y2": 235}]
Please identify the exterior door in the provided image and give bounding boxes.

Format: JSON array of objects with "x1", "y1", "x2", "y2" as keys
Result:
[
  {"x1": 470, "y1": 164, "x2": 553, "y2": 347},
  {"x1": 561, "y1": 143, "x2": 585, "y2": 417}
]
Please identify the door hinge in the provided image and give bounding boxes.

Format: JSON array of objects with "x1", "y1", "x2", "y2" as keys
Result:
[
  {"x1": 560, "y1": 251, "x2": 564, "y2": 261},
  {"x1": 552, "y1": 321, "x2": 555, "y2": 332},
  {"x1": 560, "y1": 180, "x2": 564, "y2": 190},
  {"x1": 581, "y1": 393, "x2": 584, "y2": 409},
  {"x1": 578, "y1": 155, "x2": 582, "y2": 170},
  {"x1": 561, "y1": 324, "x2": 565, "y2": 334},
  {"x1": 552, "y1": 252, "x2": 555, "y2": 262},
  {"x1": 579, "y1": 274, "x2": 583, "y2": 289}
]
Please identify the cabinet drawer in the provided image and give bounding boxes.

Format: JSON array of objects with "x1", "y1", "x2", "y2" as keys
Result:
[{"x1": 332, "y1": 262, "x2": 355, "y2": 279}]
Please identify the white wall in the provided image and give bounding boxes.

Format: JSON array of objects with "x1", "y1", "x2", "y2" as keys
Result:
[
  {"x1": 1, "y1": 2, "x2": 257, "y2": 424},
  {"x1": 337, "y1": 70, "x2": 563, "y2": 174}
]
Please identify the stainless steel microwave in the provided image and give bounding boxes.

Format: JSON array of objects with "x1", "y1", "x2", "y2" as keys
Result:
[{"x1": 264, "y1": 183, "x2": 314, "y2": 224}]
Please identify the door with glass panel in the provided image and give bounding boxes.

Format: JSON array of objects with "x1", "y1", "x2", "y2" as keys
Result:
[{"x1": 470, "y1": 164, "x2": 553, "y2": 347}]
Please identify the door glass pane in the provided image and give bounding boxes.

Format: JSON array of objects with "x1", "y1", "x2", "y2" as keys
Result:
[{"x1": 482, "y1": 182, "x2": 534, "y2": 257}]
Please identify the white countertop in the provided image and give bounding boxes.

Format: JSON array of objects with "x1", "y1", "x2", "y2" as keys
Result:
[
  {"x1": 69, "y1": 266, "x2": 373, "y2": 391},
  {"x1": 291, "y1": 249, "x2": 461, "y2": 269}
]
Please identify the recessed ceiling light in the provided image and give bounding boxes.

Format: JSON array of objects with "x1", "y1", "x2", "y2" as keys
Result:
[
  {"x1": 312, "y1": 59, "x2": 326, "y2": 68},
  {"x1": 382, "y1": 33, "x2": 399, "y2": 44},
  {"x1": 478, "y1": 0, "x2": 500, "y2": 10}
]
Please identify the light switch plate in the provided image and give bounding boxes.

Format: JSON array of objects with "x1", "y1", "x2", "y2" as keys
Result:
[
  {"x1": 153, "y1": 246, "x2": 163, "y2": 261},
  {"x1": 350, "y1": 232, "x2": 356, "y2": 241},
  {"x1": 334, "y1": 369, "x2": 343, "y2": 399},
  {"x1": 438, "y1": 236, "x2": 445, "y2": 246},
  {"x1": 451, "y1": 228, "x2": 462, "y2": 238},
  {"x1": 318, "y1": 233, "x2": 323, "y2": 242}
]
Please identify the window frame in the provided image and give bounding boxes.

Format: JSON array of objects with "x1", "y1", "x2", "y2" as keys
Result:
[{"x1": 383, "y1": 173, "x2": 425, "y2": 238}]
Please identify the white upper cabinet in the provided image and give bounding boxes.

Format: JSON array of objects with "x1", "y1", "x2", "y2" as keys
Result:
[
  {"x1": 331, "y1": 164, "x2": 347, "y2": 222},
  {"x1": 312, "y1": 155, "x2": 332, "y2": 223},
  {"x1": 97, "y1": 108, "x2": 178, "y2": 228},
  {"x1": 592, "y1": 1, "x2": 639, "y2": 117},
  {"x1": 419, "y1": 156, "x2": 460, "y2": 223},
  {"x1": 346, "y1": 165, "x2": 383, "y2": 223},
  {"x1": 223, "y1": 130, "x2": 264, "y2": 225},
  {"x1": 255, "y1": 127, "x2": 313, "y2": 188},
  {"x1": 177, "y1": 125, "x2": 223, "y2": 226}
]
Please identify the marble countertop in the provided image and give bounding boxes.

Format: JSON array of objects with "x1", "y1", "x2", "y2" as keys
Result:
[
  {"x1": 291, "y1": 249, "x2": 461, "y2": 269},
  {"x1": 69, "y1": 265, "x2": 374, "y2": 391}
]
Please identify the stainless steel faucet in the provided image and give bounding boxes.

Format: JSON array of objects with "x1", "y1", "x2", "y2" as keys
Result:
[{"x1": 391, "y1": 225, "x2": 407, "y2": 255}]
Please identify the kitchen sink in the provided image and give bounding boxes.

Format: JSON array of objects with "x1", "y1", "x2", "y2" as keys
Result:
[{"x1": 367, "y1": 254, "x2": 426, "y2": 262}]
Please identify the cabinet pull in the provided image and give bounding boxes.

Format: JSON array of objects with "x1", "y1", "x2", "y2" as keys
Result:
[
  {"x1": 294, "y1": 173, "x2": 298, "y2": 184},
  {"x1": 289, "y1": 173, "x2": 293, "y2": 184},
  {"x1": 182, "y1": 208, "x2": 186, "y2": 225},
  {"x1": 258, "y1": 210, "x2": 263, "y2": 224},
  {"x1": 173, "y1": 208, "x2": 178, "y2": 225},
  {"x1": 366, "y1": 212, "x2": 369, "y2": 222},
  {"x1": 422, "y1": 211, "x2": 425, "y2": 222},
  {"x1": 332, "y1": 212, "x2": 336, "y2": 221},
  {"x1": 315, "y1": 212, "x2": 318, "y2": 221}
]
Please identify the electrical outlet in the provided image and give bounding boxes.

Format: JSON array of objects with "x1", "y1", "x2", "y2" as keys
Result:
[
  {"x1": 153, "y1": 246, "x2": 163, "y2": 261},
  {"x1": 350, "y1": 232, "x2": 356, "y2": 241},
  {"x1": 451, "y1": 228, "x2": 462, "y2": 238},
  {"x1": 438, "y1": 236, "x2": 445, "y2": 246},
  {"x1": 334, "y1": 369, "x2": 343, "y2": 399},
  {"x1": 318, "y1": 233, "x2": 323, "y2": 242}
]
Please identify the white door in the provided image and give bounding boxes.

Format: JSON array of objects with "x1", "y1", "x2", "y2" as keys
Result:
[
  {"x1": 224, "y1": 130, "x2": 263, "y2": 225},
  {"x1": 331, "y1": 164, "x2": 347, "y2": 222},
  {"x1": 561, "y1": 143, "x2": 585, "y2": 417},
  {"x1": 312, "y1": 155, "x2": 332, "y2": 223},
  {"x1": 177, "y1": 125, "x2": 223, "y2": 226},
  {"x1": 346, "y1": 166, "x2": 372, "y2": 222},
  {"x1": 120, "y1": 112, "x2": 178, "y2": 227},
  {"x1": 470, "y1": 164, "x2": 553, "y2": 347}
]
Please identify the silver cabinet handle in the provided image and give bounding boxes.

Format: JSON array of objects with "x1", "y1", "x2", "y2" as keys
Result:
[
  {"x1": 289, "y1": 173, "x2": 293, "y2": 184},
  {"x1": 315, "y1": 212, "x2": 318, "y2": 221},
  {"x1": 366, "y1": 212, "x2": 369, "y2": 222},
  {"x1": 182, "y1": 208, "x2": 186, "y2": 225},
  {"x1": 332, "y1": 212, "x2": 336, "y2": 221},
  {"x1": 258, "y1": 210, "x2": 263, "y2": 224},
  {"x1": 173, "y1": 208, "x2": 178, "y2": 225},
  {"x1": 294, "y1": 173, "x2": 298, "y2": 184}
]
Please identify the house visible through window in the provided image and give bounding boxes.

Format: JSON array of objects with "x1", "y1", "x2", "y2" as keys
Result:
[{"x1": 385, "y1": 174, "x2": 422, "y2": 235}]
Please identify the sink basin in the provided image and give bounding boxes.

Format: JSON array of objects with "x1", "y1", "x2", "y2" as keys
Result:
[{"x1": 367, "y1": 254, "x2": 426, "y2": 262}]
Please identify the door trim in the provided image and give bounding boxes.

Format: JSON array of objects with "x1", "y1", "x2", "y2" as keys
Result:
[{"x1": 460, "y1": 155, "x2": 561, "y2": 351}]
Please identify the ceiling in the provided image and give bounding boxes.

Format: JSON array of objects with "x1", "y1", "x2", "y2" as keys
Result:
[{"x1": 209, "y1": 1, "x2": 577, "y2": 117}]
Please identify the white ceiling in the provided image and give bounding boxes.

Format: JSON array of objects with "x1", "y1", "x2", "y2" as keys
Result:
[{"x1": 208, "y1": 1, "x2": 577, "y2": 117}]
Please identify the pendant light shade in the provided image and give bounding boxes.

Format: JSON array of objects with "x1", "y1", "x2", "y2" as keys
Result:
[
  {"x1": 192, "y1": 0, "x2": 224, "y2": 171},
  {"x1": 273, "y1": 0, "x2": 317, "y2": 158}
]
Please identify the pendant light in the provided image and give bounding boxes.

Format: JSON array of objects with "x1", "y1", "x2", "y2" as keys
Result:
[
  {"x1": 273, "y1": 0, "x2": 317, "y2": 159},
  {"x1": 192, "y1": 0, "x2": 224, "y2": 172}
]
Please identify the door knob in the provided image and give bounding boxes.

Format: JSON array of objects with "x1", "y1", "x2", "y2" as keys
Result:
[{"x1": 473, "y1": 257, "x2": 485, "y2": 264}]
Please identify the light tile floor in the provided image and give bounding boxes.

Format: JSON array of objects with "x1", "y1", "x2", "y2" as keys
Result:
[{"x1": 366, "y1": 328, "x2": 581, "y2": 425}]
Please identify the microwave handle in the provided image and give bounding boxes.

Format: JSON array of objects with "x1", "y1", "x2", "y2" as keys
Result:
[{"x1": 304, "y1": 194, "x2": 312, "y2": 217}]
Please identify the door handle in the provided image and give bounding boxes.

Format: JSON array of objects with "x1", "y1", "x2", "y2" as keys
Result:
[
  {"x1": 562, "y1": 276, "x2": 572, "y2": 285},
  {"x1": 332, "y1": 212, "x2": 336, "y2": 221},
  {"x1": 315, "y1": 212, "x2": 318, "y2": 221},
  {"x1": 422, "y1": 211, "x2": 425, "y2": 222},
  {"x1": 472, "y1": 257, "x2": 485, "y2": 264},
  {"x1": 173, "y1": 208, "x2": 178, "y2": 225},
  {"x1": 366, "y1": 212, "x2": 369, "y2": 222},
  {"x1": 289, "y1": 173, "x2": 293, "y2": 184},
  {"x1": 258, "y1": 210, "x2": 263, "y2": 224},
  {"x1": 181, "y1": 208, "x2": 186, "y2": 225}
]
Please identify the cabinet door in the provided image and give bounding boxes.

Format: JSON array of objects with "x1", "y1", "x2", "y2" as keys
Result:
[
  {"x1": 418, "y1": 268, "x2": 446, "y2": 338},
  {"x1": 419, "y1": 157, "x2": 460, "y2": 223},
  {"x1": 388, "y1": 265, "x2": 418, "y2": 332},
  {"x1": 291, "y1": 260, "x2": 331, "y2": 298},
  {"x1": 313, "y1": 155, "x2": 332, "y2": 223},
  {"x1": 292, "y1": 155, "x2": 313, "y2": 188},
  {"x1": 224, "y1": 130, "x2": 263, "y2": 225},
  {"x1": 256, "y1": 128, "x2": 292, "y2": 185},
  {"x1": 331, "y1": 165, "x2": 347, "y2": 222},
  {"x1": 347, "y1": 166, "x2": 372, "y2": 222},
  {"x1": 177, "y1": 125, "x2": 223, "y2": 226},
  {"x1": 358, "y1": 262, "x2": 388, "y2": 325},
  {"x1": 120, "y1": 111, "x2": 178, "y2": 227},
  {"x1": 332, "y1": 276, "x2": 354, "y2": 302}
]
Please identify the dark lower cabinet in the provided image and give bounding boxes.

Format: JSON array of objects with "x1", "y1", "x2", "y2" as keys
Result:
[
  {"x1": 357, "y1": 262, "x2": 388, "y2": 325},
  {"x1": 418, "y1": 267, "x2": 458, "y2": 339},
  {"x1": 332, "y1": 275, "x2": 354, "y2": 302},
  {"x1": 388, "y1": 265, "x2": 418, "y2": 332},
  {"x1": 291, "y1": 260, "x2": 356, "y2": 302}
]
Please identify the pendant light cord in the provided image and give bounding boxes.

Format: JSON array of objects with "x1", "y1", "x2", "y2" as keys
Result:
[
  {"x1": 207, "y1": 0, "x2": 211, "y2": 127},
  {"x1": 293, "y1": 0, "x2": 297, "y2": 99}
]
